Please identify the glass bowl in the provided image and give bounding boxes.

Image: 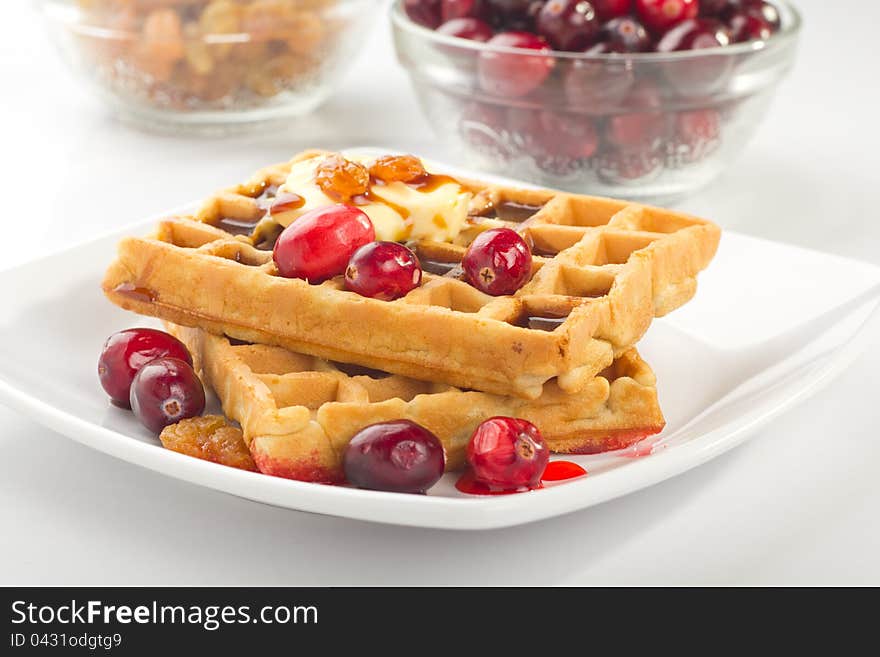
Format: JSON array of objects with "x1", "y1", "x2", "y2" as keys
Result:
[
  {"x1": 43, "y1": 0, "x2": 377, "y2": 134},
  {"x1": 391, "y1": 0, "x2": 801, "y2": 202}
]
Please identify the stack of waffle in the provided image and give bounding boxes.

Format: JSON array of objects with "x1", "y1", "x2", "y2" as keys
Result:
[{"x1": 103, "y1": 150, "x2": 720, "y2": 483}]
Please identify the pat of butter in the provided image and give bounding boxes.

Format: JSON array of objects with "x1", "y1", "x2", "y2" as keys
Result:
[{"x1": 275, "y1": 154, "x2": 471, "y2": 242}]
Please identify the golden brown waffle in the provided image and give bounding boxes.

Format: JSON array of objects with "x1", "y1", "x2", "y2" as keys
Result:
[
  {"x1": 104, "y1": 150, "x2": 719, "y2": 399},
  {"x1": 167, "y1": 324, "x2": 665, "y2": 483}
]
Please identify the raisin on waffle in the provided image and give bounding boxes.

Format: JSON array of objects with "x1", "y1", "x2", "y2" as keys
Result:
[
  {"x1": 167, "y1": 324, "x2": 665, "y2": 484},
  {"x1": 104, "y1": 150, "x2": 719, "y2": 399}
]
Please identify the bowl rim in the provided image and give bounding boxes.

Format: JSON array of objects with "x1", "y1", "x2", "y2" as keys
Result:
[
  {"x1": 39, "y1": 0, "x2": 367, "y2": 43},
  {"x1": 390, "y1": 0, "x2": 802, "y2": 62}
]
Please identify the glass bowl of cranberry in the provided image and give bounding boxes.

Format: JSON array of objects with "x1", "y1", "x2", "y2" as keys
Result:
[
  {"x1": 393, "y1": 0, "x2": 801, "y2": 202},
  {"x1": 41, "y1": 0, "x2": 376, "y2": 134}
]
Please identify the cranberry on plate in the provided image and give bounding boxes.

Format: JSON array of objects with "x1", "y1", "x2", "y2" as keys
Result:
[
  {"x1": 466, "y1": 416, "x2": 549, "y2": 491},
  {"x1": 343, "y1": 420, "x2": 446, "y2": 493},
  {"x1": 462, "y1": 227, "x2": 533, "y2": 295},
  {"x1": 345, "y1": 241, "x2": 423, "y2": 301},
  {"x1": 477, "y1": 31, "x2": 553, "y2": 98},
  {"x1": 98, "y1": 328, "x2": 192, "y2": 408},
  {"x1": 272, "y1": 204, "x2": 375, "y2": 282},
  {"x1": 130, "y1": 357, "x2": 206, "y2": 434}
]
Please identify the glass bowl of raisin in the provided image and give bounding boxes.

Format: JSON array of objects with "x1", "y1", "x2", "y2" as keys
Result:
[
  {"x1": 42, "y1": 0, "x2": 376, "y2": 133},
  {"x1": 392, "y1": 0, "x2": 801, "y2": 202}
]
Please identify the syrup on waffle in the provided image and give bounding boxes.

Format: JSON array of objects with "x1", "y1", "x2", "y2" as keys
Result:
[{"x1": 104, "y1": 150, "x2": 719, "y2": 399}]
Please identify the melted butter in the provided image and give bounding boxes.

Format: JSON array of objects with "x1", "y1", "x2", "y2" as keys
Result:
[
  {"x1": 352, "y1": 188, "x2": 411, "y2": 220},
  {"x1": 276, "y1": 154, "x2": 471, "y2": 242}
]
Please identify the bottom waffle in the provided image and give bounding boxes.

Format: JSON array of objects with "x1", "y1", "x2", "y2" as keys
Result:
[{"x1": 167, "y1": 324, "x2": 666, "y2": 483}]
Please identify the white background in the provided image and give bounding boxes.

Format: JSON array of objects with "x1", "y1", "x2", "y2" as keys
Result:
[{"x1": 1, "y1": 0, "x2": 878, "y2": 585}]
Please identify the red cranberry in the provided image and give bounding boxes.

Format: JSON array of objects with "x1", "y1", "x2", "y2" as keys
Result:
[
  {"x1": 597, "y1": 147, "x2": 663, "y2": 183},
  {"x1": 273, "y1": 204, "x2": 375, "y2": 282},
  {"x1": 604, "y1": 79, "x2": 666, "y2": 149},
  {"x1": 485, "y1": 0, "x2": 537, "y2": 27},
  {"x1": 606, "y1": 112, "x2": 666, "y2": 149},
  {"x1": 130, "y1": 357, "x2": 206, "y2": 434},
  {"x1": 741, "y1": 0, "x2": 780, "y2": 31},
  {"x1": 593, "y1": 0, "x2": 633, "y2": 20},
  {"x1": 536, "y1": 0, "x2": 600, "y2": 51},
  {"x1": 343, "y1": 420, "x2": 445, "y2": 494},
  {"x1": 635, "y1": 0, "x2": 699, "y2": 34},
  {"x1": 657, "y1": 18, "x2": 733, "y2": 95},
  {"x1": 404, "y1": 0, "x2": 443, "y2": 28},
  {"x1": 602, "y1": 16, "x2": 652, "y2": 52},
  {"x1": 727, "y1": 9, "x2": 771, "y2": 41},
  {"x1": 98, "y1": 328, "x2": 192, "y2": 408},
  {"x1": 676, "y1": 108, "x2": 721, "y2": 144},
  {"x1": 656, "y1": 17, "x2": 731, "y2": 50},
  {"x1": 478, "y1": 31, "x2": 554, "y2": 97},
  {"x1": 462, "y1": 227, "x2": 532, "y2": 295},
  {"x1": 671, "y1": 108, "x2": 721, "y2": 162},
  {"x1": 564, "y1": 42, "x2": 635, "y2": 111},
  {"x1": 536, "y1": 109, "x2": 599, "y2": 159},
  {"x1": 345, "y1": 242, "x2": 422, "y2": 301},
  {"x1": 699, "y1": 0, "x2": 735, "y2": 16},
  {"x1": 466, "y1": 417, "x2": 549, "y2": 490},
  {"x1": 506, "y1": 105, "x2": 546, "y2": 151},
  {"x1": 437, "y1": 16, "x2": 494, "y2": 40},
  {"x1": 460, "y1": 100, "x2": 509, "y2": 156},
  {"x1": 505, "y1": 106, "x2": 597, "y2": 170},
  {"x1": 441, "y1": 0, "x2": 489, "y2": 21}
]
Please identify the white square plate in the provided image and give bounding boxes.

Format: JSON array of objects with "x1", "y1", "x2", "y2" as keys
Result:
[{"x1": 2, "y1": 160, "x2": 879, "y2": 529}]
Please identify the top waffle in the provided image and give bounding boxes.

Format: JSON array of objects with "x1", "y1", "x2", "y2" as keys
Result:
[{"x1": 103, "y1": 150, "x2": 720, "y2": 399}]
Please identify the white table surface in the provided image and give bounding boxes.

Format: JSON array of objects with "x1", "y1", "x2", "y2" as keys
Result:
[{"x1": 2, "y1": 0, "x2": 878, "y2": 586}]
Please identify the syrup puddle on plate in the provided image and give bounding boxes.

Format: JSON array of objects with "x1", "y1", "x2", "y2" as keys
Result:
[{"x1": 455, "y1": 460, "x2": 587, "y2": 495}]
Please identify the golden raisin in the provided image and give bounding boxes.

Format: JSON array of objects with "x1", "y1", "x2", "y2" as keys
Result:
[
  {"x1": 141, "y1": 8, "x2": 185, "y2": 62},
  {"x1": 369, "y1": 154, "x2": 428, "y2": 184},
  {"x1": 199, "y1": 0, "x2": 241, "y2": 57},
  {"x1": 245, "y1": 53, "x2": 308, "y2": 96},
  {"x1": 183, "y1": 23, "x2": 214, "y2": 75},
  {"x1": 200, "y1": 0, "x2": 242, "y2": 35},
  {"x1": 160, "y1": 415, "x2": 258, "y2": 472},
  {"x1": 284, "y1": 10, "x2": 324, "y2": 55},
  {"x1": 241, "y1": 0, "x2": 299, "y2": 39},
  {"x1": 314, "y1": 155, "x2": 370, "y2": 201}
]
